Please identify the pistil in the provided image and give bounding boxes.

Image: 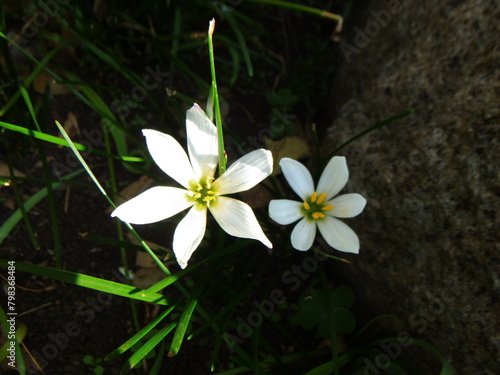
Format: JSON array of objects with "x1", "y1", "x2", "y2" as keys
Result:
[
  {"x1": 189, "y1": 177, "x2": 217, "y2": 209},
  {"x1": 302, "y1": 191, "x2": 333, "y2": 220}
]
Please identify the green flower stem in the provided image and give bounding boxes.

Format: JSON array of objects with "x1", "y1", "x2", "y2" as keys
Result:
[
  {"x1": 55, "y1": 121, "x2": 172, "y2": 278},
  {"x1": 207, "y1": 19, "x2": 227, "y2": 175}
]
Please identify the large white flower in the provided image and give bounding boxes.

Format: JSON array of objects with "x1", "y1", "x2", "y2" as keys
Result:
[
  {"x1": 111, "y1": 104, "x2": 273, "y2": 268},
  {"x1": 269, "y1": 157, "x2": 366, "y2": 253}
]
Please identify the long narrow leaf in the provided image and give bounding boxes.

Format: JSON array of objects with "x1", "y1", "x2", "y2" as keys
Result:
[
  {"x1": 106, "y1": 306, "x2": 175, "y2": 361},
  {"x1": 0, "y1": 121, "x2": 143, "y2": 162},
  {"x1": 323, "y1": 110, "x2": 414, "y2": 164},
  {"x1": 168, "y1": 284, "x2": 203, "y2": 357},
  {"x1": 55, "y1": 120, "x2": 172, "y2": 277},
  {"x1": 0, "y1": 260, "x2": 168, "y2": 305},
  {"x1": 0, "y1": 168, "x2": 84, "y2": 245},
  {"x1": 121, "y1": 322, "x2": 177, "y2": 374}
]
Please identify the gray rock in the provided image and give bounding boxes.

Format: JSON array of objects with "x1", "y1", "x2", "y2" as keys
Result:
[{"x1": 324, "y1": 0, "x2": 499, "y2": 373}]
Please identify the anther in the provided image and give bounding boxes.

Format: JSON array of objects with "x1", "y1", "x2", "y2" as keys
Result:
[
  {"x1": 303, "y1": 202, "x2": 311, "y2": 210},
  {"x1": 322, "y1": 205, "x2": 334, "y2": 211},
  {"x1": 312, "y1": 212, "x2": 325, "y2": 219},
  {"x1": 311, "y1": 192, "x2": 318, "y2": 203},
  {"x1": 316, "y1": 193, "x2": 327, "y2": 204}
]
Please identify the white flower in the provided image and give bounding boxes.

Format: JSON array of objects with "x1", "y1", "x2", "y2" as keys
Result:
[
  {"x1": 111, "y1": 104, "x2": 273, "y2": 268},
  {"x1": 269, "y1": 157, "x2": 366, "y2": 253}
]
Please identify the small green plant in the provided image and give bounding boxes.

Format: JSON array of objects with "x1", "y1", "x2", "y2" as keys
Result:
[{"x1": 83, "y1": 354, "x2": 105, "y2": 375}]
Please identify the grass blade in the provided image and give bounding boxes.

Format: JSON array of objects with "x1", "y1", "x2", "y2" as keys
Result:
[
  {"x1": 168, "y1": 284, "x2": 203, "y2": 357},
  {"x1": 120, "y1": 322, "x2": 177, "y2": 374},
  {"x1": 55, "y1": 120, "x2": 172, "y2": 277},
  {"x1": 0, "y1": 168, "x2": 84, "y2": 245},
  {"x1": 106, "y1": 306, "x2": 175, "y2": 361},
  {"x1": 323, "y1": 110, "x2": 414, "y2": 164},
  {"x1": 0, "y1": 306, "x2": 26, "y2": 375},
  {"x1": 0, "y1": 121, "x2": 143, "y2": 162},
  {"x1": 0, "y1": 260, "x2": 168, "y2": 305},
  {"x1": 19, "y1": 86, "x2": 63, "y2": 267}
]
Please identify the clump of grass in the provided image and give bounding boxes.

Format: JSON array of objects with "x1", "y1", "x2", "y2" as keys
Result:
[{"x1": 0, "y1": 2, "x2": 449, "y2": 374}]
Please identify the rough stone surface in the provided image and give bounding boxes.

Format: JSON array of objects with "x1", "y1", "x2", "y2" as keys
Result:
[{"x1": 324, "y1": 0, "x2": 499, "y2": 373}]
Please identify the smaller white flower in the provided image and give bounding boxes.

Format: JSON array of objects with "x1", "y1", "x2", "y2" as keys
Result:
[
  {"x1": 269, "y1": 157, "x2": 366, "y2": 253},
  {"x1": 111, "y1": 104, "x2": 272, "y2": 269}
]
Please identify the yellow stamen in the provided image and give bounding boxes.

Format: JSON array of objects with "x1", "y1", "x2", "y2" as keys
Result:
[
  {"x1": 311, "y1": 192, "x2": 317, "y2": 203},
  {"x1": 207, "y1": 190, "x2": 216, "y2": 195},
  {"x1": 322, "y1": 205, "x2": 334, "y2": 211},
  {"x1": 316, "y1": 193, "x2": 327, "y2": 204},
  {"x1": 303, "y1": 201, "x2": 311, "y2": 210},
  {"x1": 312, "y1": 212, "x2": 325, "y2": 219}
]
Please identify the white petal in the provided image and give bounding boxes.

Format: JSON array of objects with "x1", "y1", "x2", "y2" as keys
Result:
[
  {"x1": 209, "y1": 196, "x2": 272, "y2": 248},
  {"x1": 279, "y1": 158, "x2": 314, "y2": 201},
  {"x1": 290, "y1": 217, "x2": 316, "y2": 251},
  {"x1": 142, "y1": 129, "x2": 194, "y2": 189},
  {"x1": 316, "y1": 156, "x2": 349, "y2": 200},
  {"x1": 328, "y1": 193, "x2": 367, "y2": 218},
  {"x1": 213, "y1": 149, "x2": 273, "y2": 195},
  {"x1": 173, "y1": 206, "x2": 207, "y2": 269},
  {"x1": 268, "y1": 199, "x2": 303, "y2": 225},
  {"x1": 186, "y1": 104, "x2": 219, "y2": 180},
  {"x1": 317, "y1": 216, "x2": 360, "y2": 253},
  {"x1": 111, "y1": 186, "x2": 192, "y2": 224}
]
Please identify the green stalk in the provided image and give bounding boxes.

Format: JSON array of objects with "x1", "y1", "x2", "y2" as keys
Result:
[
  {"x1": 101, "y1": 119, "x2": 141, "y2": 333},
  {"x1": 6, "y1": 154, "x2": 40, "y2": 250},
  {"x1": 207, "y1": 19, "x2": 227, "y2": 175},
  {"x1": 20, "y1": 86, "x2": 62, "y2": 267},
  {"x1": 55, "y1": 121, "x2": 172, "y2": 278}
]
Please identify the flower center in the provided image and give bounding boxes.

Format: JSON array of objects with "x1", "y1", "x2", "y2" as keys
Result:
[
  {"x1": 302, "y1": 192, "x2": 334, "y2": 220},
  {"x1": 188, "y1": 177, "x2": 217, "y2": 209}
]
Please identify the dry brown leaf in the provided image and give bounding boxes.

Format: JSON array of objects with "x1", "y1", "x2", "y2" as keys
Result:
[
  {"x1": 57, "y1": 112, "x2": 80, "y2": 147},
  {"x1": 33, "y1": 70, "x2": 71, "y2": 95},
  {"x1": 264, "y1": 136, "x2": 310, "y2": 176},
  {"x1": 126, "y1": 232, "x2": 171, "y2": 261},
  {"x1": 0, "y1": 160, "x2": 27, "y2": 187},
  {"x1": 132, "y1": 267, "x2": 166, "y2": 290},
  {"x1": 135, "y1": 249, "x2": 160, "y2": 269},
  {"x1": 107, "y1": 175, "x2": 156, "y2": 213}
]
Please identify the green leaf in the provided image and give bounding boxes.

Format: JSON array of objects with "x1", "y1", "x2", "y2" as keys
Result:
[
  {"x1": 0, "y1": 168, "x2": 84, "y2": 245},
  {"x1": 0, "y1": 306, "x2": 26, "y2": 374},
  {"x1": 0, "y1": 121, "x2": 143, "y2": 163},
  {"x1": 331, "y1": 286, "x2": 354, "y2": 309},
  {"x1": 168, "y1": 284, "x2": 202, "y2": 357},
  {"x1": 0, "y1": 260, "x2": 168, "y2": 305},
  {"x1": 322, "y1": 110, "x2": 414, "y2": 168},
  {"x1": 120, "y1": 322, "x2": 177, "y2": 374},
  {"x1": 106, "y1": 306, "x2": 175, "y2": 361},
  {"x1": 331, "y1": 307, "x2": 356, "y2": 335}
]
